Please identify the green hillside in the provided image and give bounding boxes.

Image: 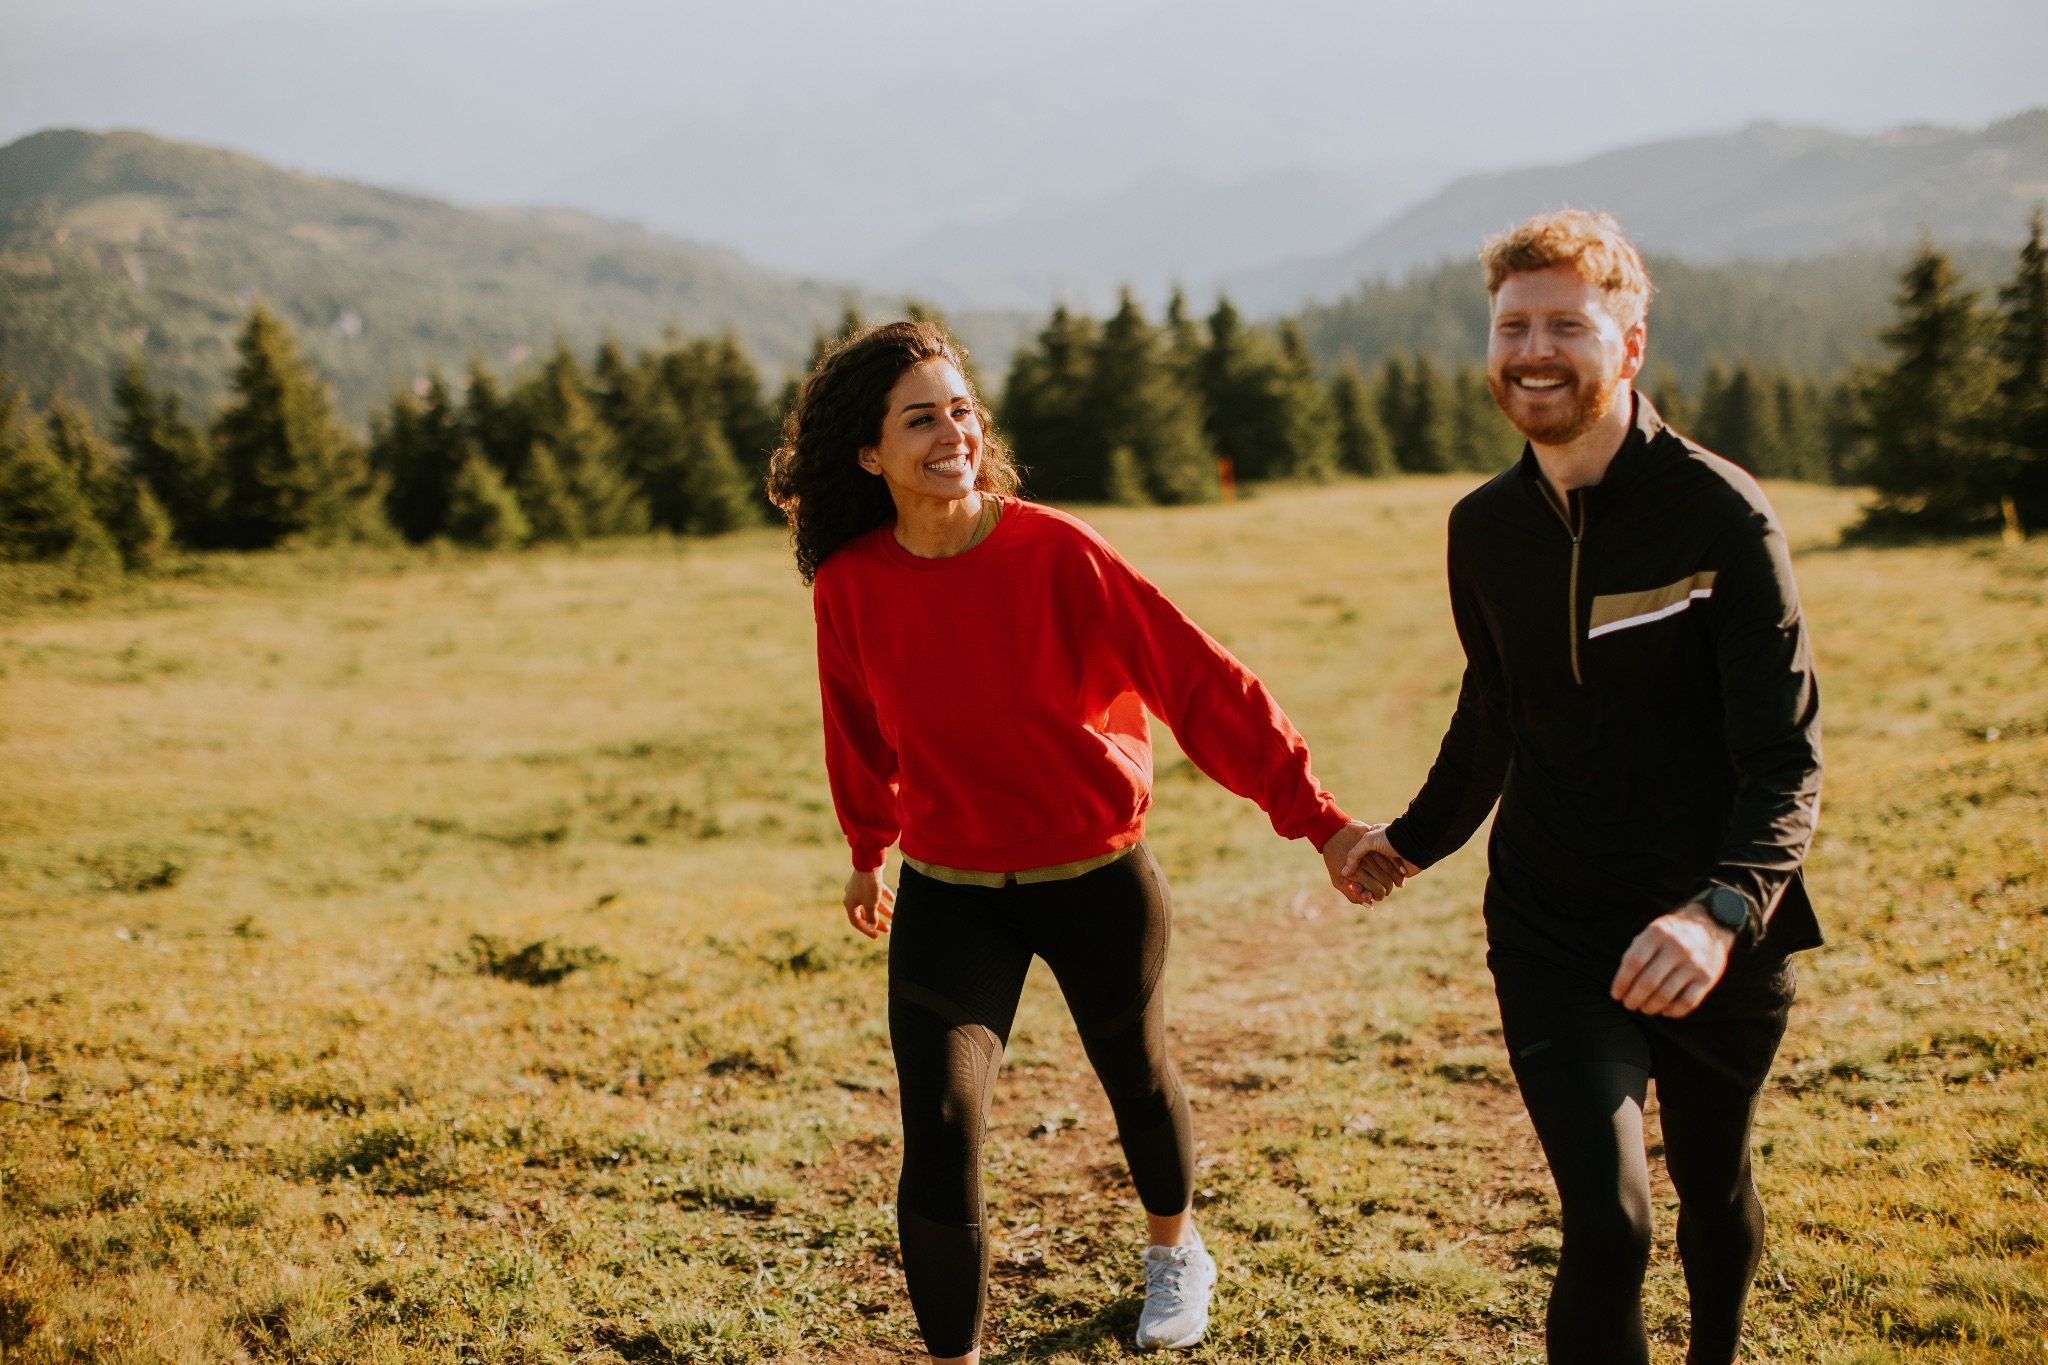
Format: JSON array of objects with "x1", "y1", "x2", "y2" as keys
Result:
[{"x1": 0, "y1": 129, "x2": 894, "y2": 427}]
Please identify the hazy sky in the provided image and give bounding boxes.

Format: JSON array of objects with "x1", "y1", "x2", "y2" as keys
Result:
[{"x1": 4, "y1": 0, "x2": 2046, "y2": 279}]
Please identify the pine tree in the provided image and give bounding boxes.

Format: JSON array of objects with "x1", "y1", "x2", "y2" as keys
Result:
[
  {"x1": 1194, "y1": 300, "x2": 1333, "y2": 483},
  {"x1": 595, "y1": 335, "x2": 763, "y2": 536},
  {"x1": 1447, "y1": 363, "x2": 1520, "y2": 471},
  {"x1": 1770, "y1": 376, "x2": 1832, "y2": 484},
  {"x1": 1992, "y1": 210, "x2": 2048, "y2": 530},
  {"x1": 372, "y1": 370, "x2": 471, "y2": 543},
  {"x1": 516, "y1": 441, "x2": 582, "y2": 543},
  {"x1": 1379, "y1": 352, "x2": 1451, "y2": 473},
  {"x1": 1692, "y1": 359, "x2": 1816, "y2": 480},
  {"x1": 0, "y1": 386, "x2": 119, "y2": 572},
  {"x1": 1163, "y1": 290, "x2": 1205, "y2": 387},
  {"x1": 1694, "y1": 359, "x2": 1760, "y2": 470},
  {"x1": 591, "y1": 337, "x2": 645, "y2": 443},
  {"x1": 1647, "y1": 365, "x2": 1690, "y2": 433},
  {"x1": 629, "y1": 388, "x2": 753, "y2": 534},
  {"x1": 443, "y1": 452, "x2": 530, "y2": 549},
  {"x1": 46, "y1": 396, "x2": 170, "y2": 569},
  {"x1": 1090, "y1": 292, "x2": 1216, "y2": 506},
  {"x1": 709, "y1": 332, "x2": 778, "y2": 509},
  {"x1": 210, "y1": 303, "x2": 380, "y2": 548},
  {"x1": 461, "y1": 354, "x2": 579, "y2": 539},
  {"x1": 1002, "y1": 306, "x2": 1102, "y2": 501},
  {"x1": 593, "y1": 338, "x2": 673, "y2": 508},
  {"x1": 1330, "y1": 361, "x2": 1394, "y2": 477},
  {"x1": 518, "y1": 342, "x2": 647, "y2": 538},
  {"x1": 462, "y1": 358, "x2": 528, "y2": 479},
  {"x1": 672, "y1": 404, "x2": 759, "y2": 534},
  {"x1": 1198, "y1": 298, "x2": 1276, "y2": 481},
  {"x1": 652, "y1": 334, "x2": 772, "y2": 528},
  {"x1": 113, "y1": 356, "x2": 221, "y2": 547},
  {"x1": 1820, "y1": 378, "x2": 1868, "y2": 486},
  {"x1": 1851, "y1": 244, "x2": 1999, "y2": 535},
  {"x1": 1272, "y1": 322, "x2": 1339, "y2": 481}
]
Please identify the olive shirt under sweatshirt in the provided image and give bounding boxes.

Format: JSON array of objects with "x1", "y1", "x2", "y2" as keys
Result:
[
  {"x1": 1384, "y1": 394, "x2": 1824, "y2": 969},
  {"x1": 813, "y1": 497, "x2": 1351, "y2": 875}
]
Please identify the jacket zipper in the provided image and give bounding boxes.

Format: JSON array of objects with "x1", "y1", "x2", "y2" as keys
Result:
[{"x1": 1540, "y1": 484, "x2": 1586, "y2": 685}]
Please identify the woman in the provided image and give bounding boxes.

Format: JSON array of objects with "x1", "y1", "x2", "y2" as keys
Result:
[{"x1": 766, "y1": 320, "x2": 1390, "y2": 1362}]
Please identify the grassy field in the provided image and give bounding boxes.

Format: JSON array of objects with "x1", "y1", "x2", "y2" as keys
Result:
[{"x1": 0, "y1": 477, "x2": 2043, "y2": 1364}]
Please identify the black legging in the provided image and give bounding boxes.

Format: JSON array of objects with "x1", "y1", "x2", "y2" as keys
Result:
[
  {"x1": 1493, "y1": 946, "x2": 1794, "y2": 1365},
  {"x1": 888, "y1": 845, "x2": 1193, "y2": 1358}
]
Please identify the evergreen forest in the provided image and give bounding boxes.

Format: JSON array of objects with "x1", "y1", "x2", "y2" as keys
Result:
[
  {"x1": 0, "y1": 306, "x2": 782, "y2": 574},
  {"x1": 5, "y1": 213, "x2": 2047, "y2": 582},
  {"x1": 998, "y1": 215, "x2": 2048, "y2": 541}
]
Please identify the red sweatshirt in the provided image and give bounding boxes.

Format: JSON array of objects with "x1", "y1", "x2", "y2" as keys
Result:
[{"x1": 812, "y1": 498, "x2": 1351, "y2": 873}]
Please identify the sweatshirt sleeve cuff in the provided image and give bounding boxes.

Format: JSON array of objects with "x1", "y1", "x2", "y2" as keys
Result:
[
  {"x1": 1299, "y1": 805, "x2": 1352, "y2": 852},
  {"x1": 851, "y1": 845, "x2": 887, "y2": 872}
]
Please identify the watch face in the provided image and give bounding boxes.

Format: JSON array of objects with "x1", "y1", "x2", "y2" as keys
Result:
[{"x1": 1705, "y1": 888, "x2": 1747, "y2": 930}]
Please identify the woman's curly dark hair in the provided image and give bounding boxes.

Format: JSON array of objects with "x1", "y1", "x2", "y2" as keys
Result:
[{"x1": 766, "y1": 320, "x2": 1019, "y2": 585}]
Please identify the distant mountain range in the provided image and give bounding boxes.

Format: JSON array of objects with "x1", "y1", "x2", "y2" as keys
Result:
[
  {"x1": 1230, "y1": 109, "x2": 2048, "y2": 313},
  {"x1": 0, "y1": 128, "x2": 1028, "y2": 427},
  {"x1": 4, "y1": 120, "x2": 2045, "y2": 435},
  {"x1": 12, "y1": 0, "x2": 2045, "y2": 300}
]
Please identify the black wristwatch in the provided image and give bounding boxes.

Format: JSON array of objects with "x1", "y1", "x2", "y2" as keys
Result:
[{"x1": 1693, "y1": 885, "x2": 1751, "y2": 940}]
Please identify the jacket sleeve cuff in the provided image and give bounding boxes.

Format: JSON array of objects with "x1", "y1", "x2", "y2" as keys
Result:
[
  {"x1": 1383, "y1": 818, "x2": 1434, "y2": 871},
  {"x1": 1697, "y1": 879, "x2": 1765, "y2": 953},
  {"x1": 851, "y1": 845, "x2": 887, "y2": 872},
  {"x1": 1300, "y1": 805, "x2": 1353, "y2": 852}
]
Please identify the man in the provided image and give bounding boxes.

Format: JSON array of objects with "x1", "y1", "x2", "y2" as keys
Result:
[{"x1": 1345, "y1": 210, "x2": 1823, "y2": 1365}]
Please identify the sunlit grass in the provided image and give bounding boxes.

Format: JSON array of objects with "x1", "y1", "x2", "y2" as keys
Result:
[{"x1": 1, "y1": 477, "x2": 2043, "y2": 1363}]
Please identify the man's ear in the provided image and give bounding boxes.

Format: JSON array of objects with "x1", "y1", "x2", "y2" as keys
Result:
[{"x1": 1619, "y1": 320, "x2": 1649, "y2": 382}]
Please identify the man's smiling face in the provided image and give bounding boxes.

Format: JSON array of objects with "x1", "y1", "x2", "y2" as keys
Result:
[{"x1": 1486, "y1": 264, "x2": 1645, "y2": 446}]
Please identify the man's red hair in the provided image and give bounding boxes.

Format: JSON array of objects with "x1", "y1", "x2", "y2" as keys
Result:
[{"x1": 1480, "y1": 209, "x2": 1653, "y2": 331}]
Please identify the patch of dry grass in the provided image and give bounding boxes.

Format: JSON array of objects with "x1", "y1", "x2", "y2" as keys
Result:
[{"x1": 0, "y1": 478, "x2": 2042, "y2": 1363}]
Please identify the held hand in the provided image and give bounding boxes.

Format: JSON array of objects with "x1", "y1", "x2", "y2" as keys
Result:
[
  {"x1": 1339, "y1": 823, "x2": 1424, "y2": 893},
  {"x1": 1610, "y1": 904, "x2": 1734, "y2": 1017},
  {"x1": 844, "y1": 868, "x2": 896, "y2": 940},
  {"x1": 1323, "y1": 822, "x2": 1407, "y2": 905}
]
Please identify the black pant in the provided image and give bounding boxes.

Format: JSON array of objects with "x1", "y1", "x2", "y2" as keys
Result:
[
  {"x1": 1492, "y1": 945, "x2": 1795, "y2": 1365},
  {"x1": 888, "y1": 846, "x2": 1193, "y2": 1358}
]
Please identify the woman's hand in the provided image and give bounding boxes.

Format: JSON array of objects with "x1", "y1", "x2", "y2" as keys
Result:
[
  {"x1": 1332, "y1": 822, "x2": 1422, "y2": 903},
  {"x1": 1324, "y1": 821, "x2": 1408, "y2": 904},
  {"x1": 845, "y1": 868, "x2": 896, "y2": 939}
]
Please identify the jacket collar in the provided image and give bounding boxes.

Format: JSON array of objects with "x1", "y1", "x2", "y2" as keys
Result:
[{"x1": 1513, "y1": 389, "x2": 1673, "y2": 496}]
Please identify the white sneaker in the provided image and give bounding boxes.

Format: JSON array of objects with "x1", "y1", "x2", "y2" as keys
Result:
[{"x1": 1135, "y1": 1234, "x2": 1216, "y2": 1350}]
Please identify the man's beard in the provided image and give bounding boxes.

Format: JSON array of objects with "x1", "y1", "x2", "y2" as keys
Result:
[{"x1": 1488, "y1": 362, "x2": 1623, "y2": 445}]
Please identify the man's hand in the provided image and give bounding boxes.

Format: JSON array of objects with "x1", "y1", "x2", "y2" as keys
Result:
[
  {"x1": 1323, "y1": 822, "x2": 1412, "y2": 905},
  {"x1": 1338, "y1": 823, "x2": 1424, "y2": 904},
  {"x1": 844, "y1": 868, "x2": 895, "y2": 940},
  {"x1": 1610, "y1": 903, "x2": 1734, "y2": 1017}
]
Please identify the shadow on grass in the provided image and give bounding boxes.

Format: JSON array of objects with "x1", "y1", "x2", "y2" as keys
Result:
[{"x1": 990, "y1": 1295, "x2": 1140, "y2": 1363}]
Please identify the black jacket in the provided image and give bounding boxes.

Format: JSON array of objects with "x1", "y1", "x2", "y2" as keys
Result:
[{"x1": 1385, "y1": 394, "x2": 1823, "y2": 966}]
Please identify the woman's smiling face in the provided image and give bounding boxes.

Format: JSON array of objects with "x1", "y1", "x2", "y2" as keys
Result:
[{"x1": 857, "y1": 359, "x2": 982, "y2": 503}]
